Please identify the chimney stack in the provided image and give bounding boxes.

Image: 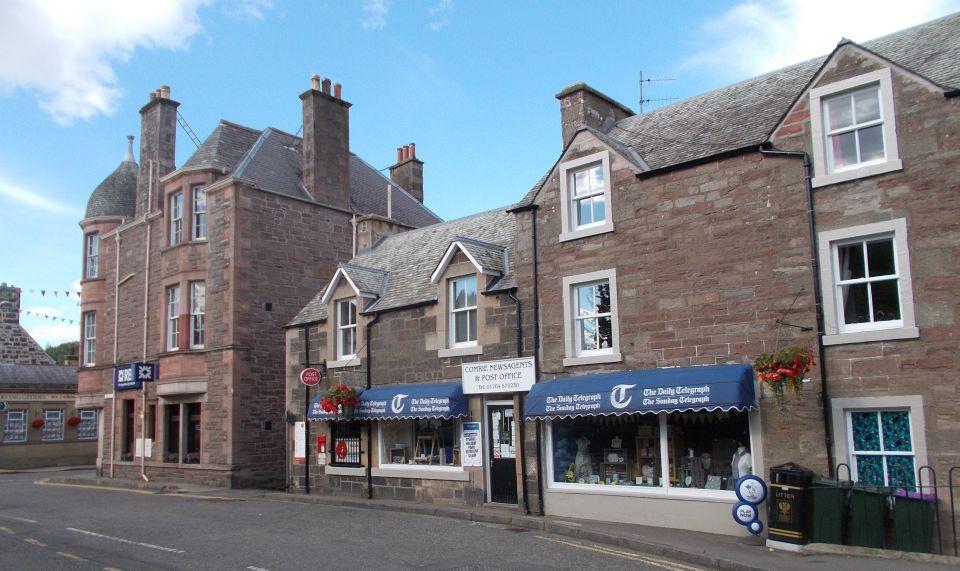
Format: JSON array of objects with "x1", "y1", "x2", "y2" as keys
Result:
[
  {"x1": 136, "y1": 85, "x2": 179, "y2": 216},
  {"x1": 0, "y1": 283, "x2": 20, "y2": 324},
  {"x1": 389, "y1": 143, "x2": 424, "y2": 204},
  {"x1": 555, "y1": 83, "x2": 634, "y2": 148},
  {"x1": 300, "y1": 74, "x2": 352, "y2": 209}
]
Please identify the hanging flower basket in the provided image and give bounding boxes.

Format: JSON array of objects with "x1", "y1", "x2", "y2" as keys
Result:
[
  {"x1": 754, "y1": 346, "x2": 814, "y2": 414},
  {"x1": 67, "y1": 416, "x2": 82, "y2": 426},
  {"x1": 319, "y1": 383, "x2": 360, "y2": 418},
  {"x1": 31, "y1": 419, "x2": 45, "y2": 429}
]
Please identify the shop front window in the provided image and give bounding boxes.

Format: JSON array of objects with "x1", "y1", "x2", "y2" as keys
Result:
[
  {"x1": 549, "y1": 410, "x2": 751, "y2": 493},
  {"x1": 331, "y1": 422, "x2": 362, "y2": 466},
  {"x1": 379, "y1": 418, "x2": 461, "y2": 467}
]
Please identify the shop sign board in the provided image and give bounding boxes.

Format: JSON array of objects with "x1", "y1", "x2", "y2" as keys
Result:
[
  {"x1": 113, "y1": 363, "x2": 158, "y2": 391},
  {"x1": 462, "y1": 357, "x2": 535, "y2": 394},
  {"x1": 461, "y1": 422, "x2": 482, "y2": 466},
  {"x1": 300, "y1": 368, "x2": 322, "y2": 387}
]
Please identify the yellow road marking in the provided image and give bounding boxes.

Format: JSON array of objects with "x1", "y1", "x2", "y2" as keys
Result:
[
  {"x1": 104, "y1": 567, "x2": 124, "y2": 571},
  {"x1": 36, "y1": 481, "x2": 156, "y2": 495},
  {"x1": 57, "y1": 552, "x2": 88, "y2": 562},
  {"x1": 24, "y1": 538, "x2": 47, "y2": 547},
  {"x1": 536, "y1": 535, "x2": 703, "y2": 571},
  {"x1": 0, "y1": 526, "x2": 14, "y2": 534}
]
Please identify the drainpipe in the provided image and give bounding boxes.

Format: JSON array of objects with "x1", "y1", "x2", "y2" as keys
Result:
[
  {"x1": 757, "y1": 145, "x2": 834, "y2": 474},
  {"x1": 140, "y1": 161, "x2": 154, "y2": 483},
  {"x1": 109, "y1": 231, "x2": 122, "y2": 479},
  {"x1": 303, "y1": 325, "x2": 311, "y2": 495},
  {"x1": 508, "y1": 291, "x2": 530, "y2": 514},
  {"x1": 365, "y1": 312, "x2": 380, "y2": 499}
]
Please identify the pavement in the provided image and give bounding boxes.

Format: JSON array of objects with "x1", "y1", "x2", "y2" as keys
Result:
[{"x1": 9, "y1": 466, "x2": 960, "y2": 570}]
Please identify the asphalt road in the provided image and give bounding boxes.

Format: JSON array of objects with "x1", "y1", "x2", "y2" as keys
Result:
[{"x1": 0, "y1": 471, "x2": 704, "y2": 571}]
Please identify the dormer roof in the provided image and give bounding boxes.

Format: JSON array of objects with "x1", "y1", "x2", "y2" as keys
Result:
[{"x1": 430, "y1": 237, "x2": 507, "y2": 284}]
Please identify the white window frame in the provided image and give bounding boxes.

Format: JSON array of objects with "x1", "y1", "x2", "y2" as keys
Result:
[
  {"x1": 371, "y1": 421, "x2": 468, "y2": 481},
  {"x1": 810, "y1": 68, "x2": 902, "y2": 188},
  {"x1": 3, "y1": 410, "x2": 27, "y2": 443},
  {"x1": 41, "y1": 409, "x2": 64, "y2": 441},
  {"x1": 559, "y1": 150, "x2": 614, "y2": 242},
  {"x1": 77, "y1": 409, "x2": 98, "y2": 440},
  {"x1": 190, "y1": 281, "x2": 205, "y2": 349},
  {"x1": 85, "y1": 233, "x2": 99, "y2": 279},
  {"x1": 831, "y1": 395, "x2": 928, "y2": 486},
  {"x1": 82, "y1": 311, "x2": 96, "y2": 366},
  {"x1": 449, "y1": 275, "x2": 478, "y2": 348},
  {"x1": 166, "y1": 285, "x2": 180, "y2": 351},
  {"x1": 818, "y1": 219, "x2": 918, "y2": 345},
  {"x1": 336, "y1": 298, "x2": 357, "y2": 361},
  {"x1": 192, "y1": 186, "x2": 206, "y2": 240},
  {"x1": 170, "y1": 191, "x2": 183, "y2": 245},
  {"x1": 562, "y1": 269, "x2": 621, "y2": 367}
]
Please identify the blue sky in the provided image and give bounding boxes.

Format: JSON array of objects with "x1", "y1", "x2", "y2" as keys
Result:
[{"x1": 2, "y1": 0, "x2": 958, "y2": 347}]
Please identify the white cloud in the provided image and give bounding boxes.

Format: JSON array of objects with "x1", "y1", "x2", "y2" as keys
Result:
[
  {"x1": 427, "y1": 0, "x2": 452, "y2": 31},
  {"x1": 225, "y1": 0, "x2": 273, "y2": 20},
  {"x1": 0, "y1": 177, "x2": 82, "y2": 215},
  {"x1": 361, "y1": 0, "x2": 389, "y2": 29},
  {"x1": 24, "y1": 320, "x2": 79, "y2": 348},
  {"x1": 683, "y1": 0, "x2": 960, "y2": 81},
  {"x1": 0, "y1": 0, "x2": 209, "y2": 125}
]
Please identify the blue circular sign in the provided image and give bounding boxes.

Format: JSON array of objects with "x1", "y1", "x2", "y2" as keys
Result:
[
  {"x1": 735, "y1": 475, "x2": 768, "y2": 505},
  {"x1": 732, "y1": 502, "x2": 758, "y2": 526},
  {"x1": 748, "y1": 520, "x2": 764, "y2": 535}
]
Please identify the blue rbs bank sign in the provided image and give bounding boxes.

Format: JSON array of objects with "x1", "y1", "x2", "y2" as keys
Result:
[{"x1": 113, "y1": 363, "x2": 159, "y2": 391}]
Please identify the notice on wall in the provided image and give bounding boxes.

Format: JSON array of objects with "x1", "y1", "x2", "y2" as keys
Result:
[
  {"x1": 135, "y1": 438, "x2": 153, "y2": 458},
  {"x1": 294, "y1": 422, "x2": 306, "y2": 463},
  {"x1": 461, "y1": 422, "x2": 482, "y2": 466}
]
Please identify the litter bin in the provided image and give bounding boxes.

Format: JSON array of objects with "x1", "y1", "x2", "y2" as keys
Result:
[
  {"x1": 892, "y1": 491, "x2": 936, "y2": 553},
  {"x1": 810, "y1": 478, "x2": 846, "y2": 545},
  {"x1": 848, "y1": 487, "x2": 887, "y2": 549},
  {"x1": 768, "y1": 463, "x2": 814, "y2": 544}
]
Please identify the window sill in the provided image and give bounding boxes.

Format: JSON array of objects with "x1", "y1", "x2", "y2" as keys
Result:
[
  {"x1": 372, "y1": 466, "x2": 470, "y2": 481},
  {"x1": 324, "y1": 465, "x2": 366, "y2": 477},
  {"x1": 812, "y1": 159, "x2": 902, "y2": 188},
  {"x1": 328, "y1": 358, "x2": 361, "y2": 369},
  {"x1": 563, "y1": 352, "x2": 622, "y2": 367},
  {"x1": 822, "y1": 326, "x2": 919, "y2": 346},
  {"x1": 438, "y1": 345, "x2": 483, "y2": 358},
  {"x1": 559, "y1": 222, "x2": 614, "y2": 243}
]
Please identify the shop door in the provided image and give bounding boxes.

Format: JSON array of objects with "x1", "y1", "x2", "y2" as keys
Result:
[{"x1": 487, "y1": 404, "x2": 518, "y2": 504}]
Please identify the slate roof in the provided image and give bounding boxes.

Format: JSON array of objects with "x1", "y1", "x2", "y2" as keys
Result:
[
  {"x1": 0, "y1": 363, "x2": 76, "y2": 391},
  {"x1": 180, "y1": 121, "x2": 442, "y2": 229},
  {"x1": 338, "y1": 264, "x2": 388, "y2": 301},
  {"x1": 84, "y1": 157, "x2": 138, "y2": 219},
  {"x1": 449, "y1": 237, "x2": 507, "y2": 275},
  {"x1": 514, "y1": 12, "x2": 960, "y2": 209},
  {"x1": 290, "y1": 207, "x2": 516, "y2": 325}
]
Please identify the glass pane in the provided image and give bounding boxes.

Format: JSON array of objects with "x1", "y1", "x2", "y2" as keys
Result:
[
  {"x1": 854, "y1": 89, "x2": 880, "y2": 123},
  {"x1": 595, "y1": 282, "x2": 610, "y2": 314},
  {"x1": 573, "y1": 170, "x2": 589, "y2": 196},
  {"x1": 669, "y1": 411, "x2": 751, "y2": 489},
  {"x1": 856, "y1": 454, "x2": 885, "y2": 485},
  {"x1": 881, "y1": 411, "x2": 912, "y2": 452},
  {"x1": 866, "y1": 239, "x2": 894, "y2": 277},
  {"x1": 830, "y1": 131, "x2": 858, "y2": 168},
  {"x1": 826, "y1": 95, "x2": 853, "y2": 130},
  {"x1": 597, "y1": 316, "x2": 612, "y2": 349},
  {"x1": 593, "y1": 195, "x2": 606, "y2": 224},
  {"x1": 455, "y1": 311, "x2": 469, "y2": 343},
  {"x1": 838, "y1": 243, "x2": 865, "y2": 280},
  {"x1": 841, "y1": 283, "x2": 870, "y2": 324},
  {"x1": 851, "y1": 411, "x2": 880, "y2": 451},
  {"x1": 577, "y1": 197, "x2": 593, "y2": 226},
  {"x1": 858, "y1": 125, "x2": 884, "y2": 162},
  {"x1": 870, "y1": 280, "x2": 900, "y2": 321},
  {"x1": 577, "y1": 285, "x2": 595, "y2": 317},
  {"x1": 588, "y1": 165, "x2": 604, "y2": 191},
  {"x1": 579, "y1": 317, "x2": 597, "y2": 351},
  {"x1": 468, "y1": 308, "x2": 477, "y2": 342},
  {"x1": 552, "y1": 414, "x2": 662, "y2": 486},
  {"x1": 887, "y1": 456, "x2": 916, "y2": 490},
  {"x1": 464, "y1": 276, "x2": 476, "y2": 307},
  {"x1": 453, "y1": 280, "x2": 466, "y2": 309}
]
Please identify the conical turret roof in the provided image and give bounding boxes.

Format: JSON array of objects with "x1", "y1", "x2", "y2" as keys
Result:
[{"x1": 84, "y1": 135, "x2": 138, "y2": 220}]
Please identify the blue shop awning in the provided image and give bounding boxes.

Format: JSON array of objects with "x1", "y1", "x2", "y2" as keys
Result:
[
  {"x1": 524, "y1": 364, "x2": 756, "y2": 420},
  {"x1": 308, "y1": 381, "x2": 468, "y2": 421}
]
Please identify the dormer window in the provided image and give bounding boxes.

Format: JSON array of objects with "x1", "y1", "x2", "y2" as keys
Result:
[
  {"x1": 336, "y1": 299, "x2": 357, "y2": 360},
  {"x1": 558, "y1": 150, "x2": 614, "y2": 242},
  {"x1": 450, "y1": 275, "x2": 477, "y2": 347}
]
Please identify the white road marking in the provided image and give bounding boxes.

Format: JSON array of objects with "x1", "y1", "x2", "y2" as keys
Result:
[
  {"x1": 0, "y1": 514, "x2": 40, "y2": 524},
  {"x1": 67, "y1": 527, "x2": 185, "y2": 554},
  {"x1": 24, "y1": 537, "x2": 47, "y2": 547},
  {"x1": 57, "y1": 551, "x2": 88, "y2": 561},
  {"x1": 247, "y1": 566, "x2": 271, "y2": 571}
]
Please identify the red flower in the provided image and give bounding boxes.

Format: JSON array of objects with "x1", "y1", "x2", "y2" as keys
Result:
[
  {"x1": 67, "y1": 416, "x2": 82, "y2": 426},
  {"x1": 32, "y1": 419, "x2": 45, "y2": 429}
]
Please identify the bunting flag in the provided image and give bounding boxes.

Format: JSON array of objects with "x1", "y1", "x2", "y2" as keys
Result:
[
  {"x1": 18, "y1": 287, "x2": 81, "y2": 298},
  {"x1": 18, "y1": 309, "x2": 79, "y2": 326}
]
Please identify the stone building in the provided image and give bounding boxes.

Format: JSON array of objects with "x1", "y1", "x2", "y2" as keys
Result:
[
  {"x1": 76, "y1": 78, "x2": 440, "y2": 488},
  {"x1": 514, "y1": 12, "x2": 960, "y2": 538},
  {"x1": 0, "y1": 283, "x2": 95, "y2": 469}
]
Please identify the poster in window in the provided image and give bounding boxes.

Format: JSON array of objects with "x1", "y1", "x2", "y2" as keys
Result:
[
  {"x1": 462, "y1": 422, "x2": 482, "y2": 466},
  {"x1": 294, "y1": 421, "x2": 305, "y2": 462}
]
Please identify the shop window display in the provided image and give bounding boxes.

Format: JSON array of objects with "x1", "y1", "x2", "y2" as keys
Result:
[
  {"x1": 550, "y1": 410, "x2": 750, "y2": 491},
  {"x1": 379, "y1": 418, "x2": 461, "y2": 467}
]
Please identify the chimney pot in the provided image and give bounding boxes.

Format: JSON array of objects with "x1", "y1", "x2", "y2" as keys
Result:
[
  {"x1": 396, "y1": 147, "x2": 403, "y2": 163},
  {"x1": 321, "y1": 78, "x2": 332, "y2": 95},
  {"x1": 149, "y1": 92, "x2": 157, "y2": 101},
  {"x1": 311, "y1": 74, "x2": 320, "y2": 91},
  {"x1": 334, "y1": 83, "x2": 342, "y2": 99},
  {"x1": 160, "y1": 85, "x2": 170, "y2": 99},
  {"x1": 403, "y1": 145, "x2": 410, "y2": 161},
  {"x1": 409, "y1": 142, "x2": 416, "y2": 159}
]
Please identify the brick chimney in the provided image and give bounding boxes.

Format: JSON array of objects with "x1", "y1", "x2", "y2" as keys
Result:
[
  {"x1": 300, "y1": 74, "x2": 352, "y2": 209},
  {"x1": 0, "y1": 282, "x2": 20, "y2": 324},
  {"x1": 136, "y1": 85, "x2": 179, "y2": 216},
  {"x1": 555, "y1": 83, "x2": 634, "y2": 148},
  {"x1": 389, "y1": 143, "x2": 424, "y2": 204}
]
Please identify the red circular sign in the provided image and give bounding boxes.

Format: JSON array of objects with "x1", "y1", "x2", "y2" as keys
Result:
[
  {"x1": 335, "y1": 440, "x2": 348, "y2": 460},
  {"x1": 300, "y1": 368, "x2": 322, "y2": 386}
]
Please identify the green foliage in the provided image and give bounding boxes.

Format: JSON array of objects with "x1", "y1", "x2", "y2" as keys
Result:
[{"x1": 45, "y1": 341, "x2": 79, "y2": 365}]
